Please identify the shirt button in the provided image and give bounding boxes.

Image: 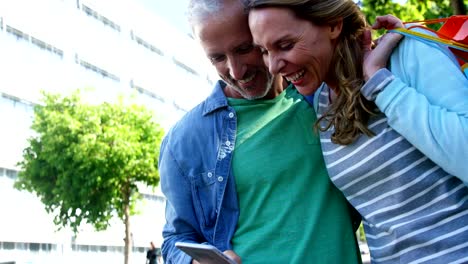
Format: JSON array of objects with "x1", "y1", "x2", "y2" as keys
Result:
[
  {"x1": 217, "y1": 176, "x2": 224, "y2": 182},
  {"x1": 207, "y1": 172, "x2": 213, "y2": 178},
  {"x1": 228, "y1": 112, "x2": 234, "y2": 118},
  {"x1": 225, "y1": 141, "x2": 231, "y2": 146}
]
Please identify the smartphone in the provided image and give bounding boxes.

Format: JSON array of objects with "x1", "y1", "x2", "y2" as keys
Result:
[{"x1": 175, "y1": 242, "x2": 237, "y2": 264}]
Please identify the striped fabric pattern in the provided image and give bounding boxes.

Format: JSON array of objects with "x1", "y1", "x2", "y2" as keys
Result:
[{"x1": 317, "y1": 86, "x2": 468, "y2": 264}]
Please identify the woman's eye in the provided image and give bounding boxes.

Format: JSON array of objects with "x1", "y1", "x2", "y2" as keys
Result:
[{"x1": 279, "y1": 42, "x2": 294, "y2": 50}]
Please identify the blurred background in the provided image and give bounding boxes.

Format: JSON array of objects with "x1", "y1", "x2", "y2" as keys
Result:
[{"x1": 0, "y1": 0, "x2": 214, "y2": 263}]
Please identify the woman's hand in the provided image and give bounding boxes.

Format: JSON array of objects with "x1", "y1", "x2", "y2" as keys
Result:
[
  {"x1": 372, "y1": 14, "x2": 404, "y2": 30},
  {"x1": 363, "y1": 15, "x2": 405, "y2": 81}
]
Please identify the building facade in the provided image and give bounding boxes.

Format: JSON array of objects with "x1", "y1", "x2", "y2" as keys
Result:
[{"x1": 0, "y1": 0, "x2": 215, "y2": 263}]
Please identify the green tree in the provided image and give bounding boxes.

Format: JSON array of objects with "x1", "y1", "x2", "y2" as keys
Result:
[
  {"x1": 15, "y1": 91, "x2": 165, "y2": 264},
  {"x1": 362, "y1": 0, "x2": 455, "y2": 25}
]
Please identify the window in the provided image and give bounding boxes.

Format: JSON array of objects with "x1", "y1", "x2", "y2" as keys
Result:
[
  {"x1": 172, "y1": 57, "x2": 199, "y2": 76},
  {"x1": 1, "y1": 92, "x2": 36, "y2": 107},
  {"x1": 130, "y1": 80, "x2": 165, "y2": 103},
  {"x1": 108, "y1": 246, "x2": 117, "y2": 252},
  {"x1": 2, "y1": 93, "x2": 21, "y2": 104},
  {"x1": 142, "y1": 193, "x2": 166, "y2": 203},
  {"x1": 31, "y1": 37, "x2": 64, "y2": 58},
  {"x1": 82, "y1": 5, "x2": 98, "y2": 20},
  {"x1": 78, "y1": 245, "x2": 89, "y2": 252},
  {"x1": 29, "y1": 243, "x2": 40, "y2": 251},
  {"x1": 4, "y1": 25, "x2": 63, "y2": 58},
  {"x1": 81, "y1": 4, "x2": 121, "y2": 32},
  {"x1": 132, "y1": 34, "x2": 164, "y2": 56},
  {"x1": 100, "y1": 16, "x2": 120, "y2": 32},
  {"x1": 6, "y1": 169, "x2": 17, "y2": 180},
  {"x1": 15, "y1": 242, "x2": 27, "y2": 250},
  {"x1": 109, "y1": 245, "x2": 123, "y2": 252},
  {"x1": 3, "y1": 242, "x2": 14, "y2": 250},
  {"x1": 41, "y1": 243, "x2": 52, "y2": 251},
  {"x1": 6, "y1": 25, "x2": 30, "y2": 42},
  {"x1": 173, "y1": 101, "x2": 187, "y2": 113},
  {"x1": 76, "y1": 56, "x2": 120, "y2": 82}
]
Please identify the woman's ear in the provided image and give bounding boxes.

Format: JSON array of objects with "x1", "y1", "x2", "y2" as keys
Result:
[{"x1": 329, "y1": 18, "x2": 343, "y2": 39}]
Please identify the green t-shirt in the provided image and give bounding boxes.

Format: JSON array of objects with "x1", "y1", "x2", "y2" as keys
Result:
[{"x1": 229, "y1": 86, "x2": 360, "y2": 264}]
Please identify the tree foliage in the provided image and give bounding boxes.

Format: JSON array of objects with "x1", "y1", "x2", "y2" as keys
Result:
[
  {"x1": 361, "y1": 0, "x2": 456, "y2": 26},
  {"x1": 15, "y1": 91, "x2": 164, "y2": 263}
]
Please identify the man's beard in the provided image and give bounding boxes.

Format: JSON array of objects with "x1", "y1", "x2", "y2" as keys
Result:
[{"x1": 222, "y1": 69, "x2": 275, "y2": 100}]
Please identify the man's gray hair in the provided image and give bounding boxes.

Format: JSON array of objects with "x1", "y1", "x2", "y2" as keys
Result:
[{"x1": 187, "y1": 0, "x2": 244, "y2": 26}]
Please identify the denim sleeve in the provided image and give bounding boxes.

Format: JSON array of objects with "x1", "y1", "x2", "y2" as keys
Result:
[
  {"x1": 159, "y1": 137, "x2": 203, "y2": 264},
  {"x1": 374, "y1": 29, "x2": 468, "y2": 183}
]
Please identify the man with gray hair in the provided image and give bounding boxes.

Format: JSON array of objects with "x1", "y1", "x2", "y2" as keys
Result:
[{"x1": 158, "y1": 0, "x2": 361, "y2": 263}]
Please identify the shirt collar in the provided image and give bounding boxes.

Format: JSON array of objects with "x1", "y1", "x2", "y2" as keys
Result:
[{"x1": 202, "y1": 80, "x2": 230, "y2": 116}]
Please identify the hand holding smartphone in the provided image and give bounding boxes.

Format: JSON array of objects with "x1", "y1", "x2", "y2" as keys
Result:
[{"x1": 175, "y1": 242, "x2": 237, "y2": 264}]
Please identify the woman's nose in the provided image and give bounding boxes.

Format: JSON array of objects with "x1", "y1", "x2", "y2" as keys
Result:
[{"x1": 267, "y1": 54, "x2": 285, "y2": 75}]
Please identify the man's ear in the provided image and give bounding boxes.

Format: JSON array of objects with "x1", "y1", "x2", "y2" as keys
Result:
[{"x1": 329, "y1": 18, "x2": 343, "y2": 40}]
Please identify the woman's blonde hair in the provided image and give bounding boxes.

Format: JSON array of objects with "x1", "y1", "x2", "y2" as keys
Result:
[{"x1": 246, "y1": 0, "x2": 377, "y2": 145}]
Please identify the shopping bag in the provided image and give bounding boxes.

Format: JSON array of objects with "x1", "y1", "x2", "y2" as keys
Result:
[{"x1": 391, "y1": 15, "x2": 468, "y2": 77}]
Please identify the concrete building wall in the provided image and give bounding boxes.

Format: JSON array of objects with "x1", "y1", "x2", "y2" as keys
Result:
[{"x1": 0, "y1": 0, "x2": 214, "y2": 263}]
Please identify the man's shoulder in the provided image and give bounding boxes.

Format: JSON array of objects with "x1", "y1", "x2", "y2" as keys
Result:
[
  {"x1": 167, "y1": 101, "x2": 207, "y2": 135},
  {"x1": 166, "y1": 99, "x2": 224, "y2": 137},
  {"x1": 171, "y1": 82, "x2": 227, "y2": 129}
]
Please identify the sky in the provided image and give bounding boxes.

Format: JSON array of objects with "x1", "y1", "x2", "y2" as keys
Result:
[
  {"x1": 137, "y1": 0, "x2": 192, "y2": 35},
  {"x1": 137, "y1": 0, "x2": 409, "y2": 35}
]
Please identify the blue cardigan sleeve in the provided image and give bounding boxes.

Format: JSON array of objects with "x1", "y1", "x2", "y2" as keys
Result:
[{"x1": 374, "y1": 30, "x2": 468, "y2": 183}]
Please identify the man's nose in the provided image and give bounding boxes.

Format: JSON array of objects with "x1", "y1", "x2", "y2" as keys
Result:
[{"x1": 227, "y1": 57, "x2": 245, "y2": 80}]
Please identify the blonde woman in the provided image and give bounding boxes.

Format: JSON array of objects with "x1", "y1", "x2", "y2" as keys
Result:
[{"x1": 247, "y1": 0, "x2": 468, "y2": 263}]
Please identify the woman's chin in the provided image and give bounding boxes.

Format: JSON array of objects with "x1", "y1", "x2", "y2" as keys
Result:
[{"x1": 295, "y1": 83, "x2": 320, "y2": 96}]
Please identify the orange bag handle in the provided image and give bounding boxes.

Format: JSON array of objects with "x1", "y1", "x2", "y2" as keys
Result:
[{"x1": 403, "y1": 15, "x2": 468, "y2": 43}]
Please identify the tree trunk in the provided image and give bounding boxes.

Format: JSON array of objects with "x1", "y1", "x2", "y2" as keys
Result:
[
  {"x1": 450, "y1": 0, "x2": 467, "y2": 15},
  {"x1": 123, "y1": 186, "x2": 132, "y2": 264},
  {"x1": 124, "y1": 202, "x2": 131, "y2": 264},
  {"x1": 124, "y1": 204, "x2": 133, "y2": 264}
]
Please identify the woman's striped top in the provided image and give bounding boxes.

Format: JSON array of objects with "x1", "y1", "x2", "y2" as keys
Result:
[{"x1": 317, "y1": 86, "x2": 468, "y2": 264}]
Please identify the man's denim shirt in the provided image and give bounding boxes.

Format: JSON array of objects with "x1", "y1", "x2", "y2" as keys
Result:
[{"x1": 160, "y1": 81, "x2": 239, "y2": 264}]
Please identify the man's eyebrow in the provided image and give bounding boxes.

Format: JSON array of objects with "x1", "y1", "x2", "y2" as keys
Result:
[{"x1": 207, "y1": 51, "x2": 222, "y2": 58}]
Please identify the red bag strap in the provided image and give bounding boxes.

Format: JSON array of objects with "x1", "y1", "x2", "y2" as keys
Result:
[{"x1": 403, "y1": 15, "x2": 468, "y2": 44}]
